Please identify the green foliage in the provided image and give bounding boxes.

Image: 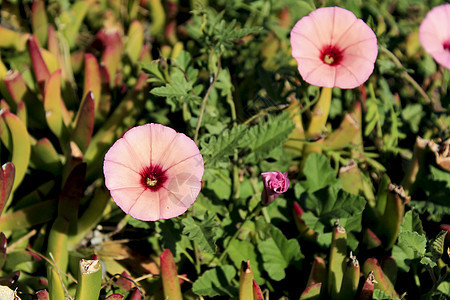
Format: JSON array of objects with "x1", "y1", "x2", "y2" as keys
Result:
[
  {"x1": 192, "y1": 265, "x2": 238, "y2": 297},
  {"x1": 200, "y1": 124, "x2": 247, "y2": 167},
  {"x1": 182, "y1": 213, "x2": 219, "y2": 254},
  {"x1": 244, "y1": 115, "x2": 295, "y2": 162},
  {"x1": 257, "y1": 226, "x2": 303, "y2": 281}
]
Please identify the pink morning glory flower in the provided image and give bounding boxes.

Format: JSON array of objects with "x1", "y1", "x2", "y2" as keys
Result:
[
  {"x1": 419, "y1": 4, "x2": 450, "y2": 70},
  {"x1": 103, "y1": 123, "x2": 204, "y2": 221},
  {"x1": 261, "y1": 171, "x2": 290, "y2": 206},
  {"x1": 290, "y1": 6, "x2": 378, "y2": 89}
]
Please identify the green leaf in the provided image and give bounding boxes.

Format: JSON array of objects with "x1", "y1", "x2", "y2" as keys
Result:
[
  {"x1": 200, "y1": 125, "x2": 247, "y2": 167},
  {"x1": 227, "y1": 239, "x2": 264, "y2": 284},
  {"x1": 2, "y1": 111, "x2": 31, "y2": 193},
  {"x1": 400, "y1": 210, "x2": 424, "y2": 235},
  {"x1": 401, "y1": 104, "x2": 424, "y2": 133},
  {"x1": 430, "y1": 165, "x2": 450, "y2": 188},
  {"x1": 438, "y1": 281, "x2": 450, "y2": 296},
  {"x1": 244, "y1": 115, "x2": 295, "y2": 162},
  {"x1": 429, "y1": 230, "x2": 447, "y2": 261},
  {"x1": 44, "y1": 70, "x2": 64, "y2": 138},
  {"x1": 304, "y1": 186, "x2": 365, "y2": 220},
  {"x1": 151, "y1": 73, "x2": 194, "y2": 98},
  {"x1": 127, "y1": 217, "x2": 152, "y2": 229},
  {"x1": 398, "y1": 231, "x2": 426, "y2": 256},
  {"x1": 420, "y1": 256, "x2": 437, "y2": 268},
  {"x1": 192, "y1": 265, "x2": 238, "y2": 297},
  {"x1": 301, "y1": 153, "x2": 340, "y2": 193},
  {"x1": 258, "y1": 226, "x2": 303, "y2": 281},
  {"x1": 182, "y1": 213, "x2": 218, "y2": 254},
  {"x1": 373, "y1": 289, "x2": 399, "y2": 300}
]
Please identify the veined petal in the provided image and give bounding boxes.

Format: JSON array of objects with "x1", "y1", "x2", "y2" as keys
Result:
[
  {"x1": 104, "y1": 160, "x2": 141, "y2": 190},
  {"x1": 128, "y1": 189, "x2": 161, "y2": 221},
  {"x1": 419, "y1": 4, "x2": 450, "y2": 69},
  {"x1": 290, "y1": 6, "x2": 378, "y2": 88}
]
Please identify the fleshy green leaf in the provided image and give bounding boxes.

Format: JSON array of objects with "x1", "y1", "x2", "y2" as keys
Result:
[
  {"x1": 2, "y1": 111, "x2": 31, "y2": 193},
  {"x1": 192, "y1": 265, "x2": 237, "y2": 297},
  {"x1": 182, "y1": 213, "x2": 218, "y2": 254},
  {"x1": 44, "y1": 70, "x2": 64, "y2": 138},
  {"x1": 257, "y1": 226, "x2": 303, "y2": 281}
]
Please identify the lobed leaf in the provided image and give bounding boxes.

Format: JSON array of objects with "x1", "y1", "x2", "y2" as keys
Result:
[
  {"x1": 257, "y1": 226, "x2": 303, "y2": 281},
  {"x1": 244, "y1": 115, "x2": 295, "y2": 162},
  {"x1": 192, "y1": 265, "x2": 237, "y2": 297},
  {"x1": 182, "y1": 213, "x2": 219, "y2": 254}
]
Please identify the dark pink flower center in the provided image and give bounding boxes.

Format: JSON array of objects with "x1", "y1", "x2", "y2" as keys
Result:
[
  {"x1": 139, "y1": 164, "x2": 168, "y2": 192},
  {"x1": 320, "y1": 45, "x2": 343, "y2": 66},
  {"x1": 444, "y1": 40, "x2": 450, "y2": 52}
]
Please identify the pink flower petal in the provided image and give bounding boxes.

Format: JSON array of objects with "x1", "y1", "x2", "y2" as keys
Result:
[
  {"x1": 103, "y1": 123, "x2": 204, "y2": 221},
  {"x1": 419, "y1": 4, "x2": 450, "y2": 69},
  {"x1": 128, "y1": 189, "x2": 162, "y2": 221},
  {"x1": 104, "y1": 138, "x2": 143, "y2": 173},
  {"x1": 110, "y1": 187, "x2": 146, "y2": 215},
  {"x1": 290, "y1": 6, "x2": 378, "y2": 88},
  {"x1": 104, "y1": 160, "x2": 141, "y2": 190}
]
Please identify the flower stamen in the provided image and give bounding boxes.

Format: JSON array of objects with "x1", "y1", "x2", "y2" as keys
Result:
[
  {"x1": 146, "y1": 177, "x2": 158, "y2": 187},
  {"x1": 320, "y1": 45, "x2": 343, "y2": 66}
]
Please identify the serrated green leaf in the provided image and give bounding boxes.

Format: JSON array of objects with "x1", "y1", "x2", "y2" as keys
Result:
[
  {"x1": 200, "y1": 125, "x2": 247, "y2": 167},
  {"x1": 258, "y1": 226, "x2": 303, "y2": 281},
  {"x1": 398, "y1": 231, "x2": 426, "y2": 256},
  {"x1": 301, "y1": 153, "x2": 340, "y2": 193},
  {"x1": 304, "y1": 186, "x2": 365, "y2": 220},
  {"x1": 182, "y1": 213, "x2": 218, "y2": 254},
  {"x1": 420, "y1": 256, "x2": 437, "y2": 268},
  {"x1": 244, "y1": 116, "x2": 295, "y2": 162},
  {"x1": 141, "y1": 61, "x2": 166, "y2": 84},
  {"x1": 430, "y1": 230, "x2": 447, "y2": 260},
  {"x1": 192, "y1": 265, "x2": 237, "y2": 297},
  {"x1": 151, "y1": 75, "x2": 192, "y2": 98}
]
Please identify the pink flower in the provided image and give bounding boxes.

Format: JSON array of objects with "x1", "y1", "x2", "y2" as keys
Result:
[
  {"x1": 103, "y1": 123, "x2": 204, "y2": 221},
  {"x1": 290, "y1": 7, "x2": 378, "y2": 89},
  {"x1": 419, "y1": 4, "x2": 450, "y2": 70},
  {"x1": 261, "y1": 171, "x2": 289, "y2": 206}
]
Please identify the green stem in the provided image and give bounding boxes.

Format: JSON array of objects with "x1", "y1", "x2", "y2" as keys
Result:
[
  {"x1": 379, "y1": 45, "x2": 432, "y2": 105},
  {"x1": 219, "y1": 204, "x2": 262, "y2": 263},
  {"x1": 194, "y1": 58, "x2": 221, "y2": 143},
  {"x1": 193, "y1": 240, "x2": 201, "y2": 275},
  {"x1": 227, "y1": 94, "x2": 240, "y2": 199}
]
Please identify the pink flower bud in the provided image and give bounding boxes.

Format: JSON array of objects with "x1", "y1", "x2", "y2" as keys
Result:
[{"x1": 260, "y1": 171, "x2": 289, "y2": 206}]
